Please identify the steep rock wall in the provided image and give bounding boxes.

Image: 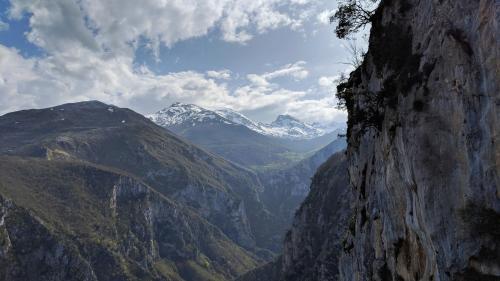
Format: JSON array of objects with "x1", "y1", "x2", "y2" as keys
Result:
[{"x1": 338, "y1": 0, "x2": 499, "y2": 280}]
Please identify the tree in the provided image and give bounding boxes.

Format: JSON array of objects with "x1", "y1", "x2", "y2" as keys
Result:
[
  {"x1": 330, "y1": 0, "x2": 378, "y2": 39},
  {"x1": 339, "y1": 37, "x2": 367, "y2": 68}
]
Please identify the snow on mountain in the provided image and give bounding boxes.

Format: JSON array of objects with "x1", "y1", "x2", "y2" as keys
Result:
[
  {"x1": 148, "y1": 102, "x2": 232, "y2": 127},
  {"x1": 262, "y1": 115, "x2": 324, "y2": 139},
  {"x1": 214, "y1": 108, "x2": 263, "y2": 132},
  {"x1": 150, "y1": 103, "x2": 341, "y2": 140}
]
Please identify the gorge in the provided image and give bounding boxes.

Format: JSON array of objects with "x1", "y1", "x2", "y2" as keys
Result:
[{"x1": 0, "y1": 0, "x2": 498, "y2": 280}]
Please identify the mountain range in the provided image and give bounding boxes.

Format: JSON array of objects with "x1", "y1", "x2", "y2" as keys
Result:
[
  {"x1": 149, "y1": 103, "x2": 345, "y2": 169},
  {"x1": 149, "y1": 102, "x2": 347, "y2": 251},
  {"x1": 0, "y1": 101, "x2": 346, "y2": 281},
  {"x1": 0, "y1": 101, "x2": 274, "y2": 280},
  {"x1": 150, "y1": 102, "x2": 340, "y2": 140}
]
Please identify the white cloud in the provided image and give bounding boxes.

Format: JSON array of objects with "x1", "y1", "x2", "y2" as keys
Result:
[
  {"x1": 9, "y1": 0, "x2": 99, "y2": 54},
  {"x1": 219, "y1": 0, "x2": 308, "y2": 43},
  {"x1": 0, "y1": 44, "x2": 307, "y2": 120},
  {"x1": 206, "y1": 70, "x2": 232, "y2": 80},
  {"x1": 0, "y1": 44, "x2": 225, "y2": 114},
  {"x1": 284, "y1": 97, "x2": 346, "y2": 124},
  {"x1": 246, "y1": 61, "x2": 309, "y2": 88},
  {"x1": 247, "y1": 74, "x2": 270, "y2": 87},
  {"x1": 8, "y1": 0, "x2": 313, "y2": 56},
  {"x1": 0, "y1": 43, "x2": 346, "y2": 125},
  {"x1": 264, "y1": 61, "x2": 309, "y2": 80},
  {"x1": 318, "y1": 75, "x2": 339, "y2": 87}
]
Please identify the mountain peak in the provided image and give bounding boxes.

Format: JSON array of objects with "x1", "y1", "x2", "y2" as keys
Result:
[
  {"x1": 150, "y1": 102, "x2": 229, "y2": 127},
  {"x1": 150, "y1": 103, "x2": 339, "y2": 140},
  {"x1": 164, "y1": 102, "x2": 202, "y2": 112},
  {"x1": 266, "y1": 114, "x2": 323, "y2": 139}
]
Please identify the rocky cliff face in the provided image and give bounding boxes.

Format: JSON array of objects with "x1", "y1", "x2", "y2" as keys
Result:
[
  {"x1": 281, "y1": 152, "x2": 351, "y2": 281},
  {"x1": 338, "y1": 0, "x2": 499, "y2": 280}
]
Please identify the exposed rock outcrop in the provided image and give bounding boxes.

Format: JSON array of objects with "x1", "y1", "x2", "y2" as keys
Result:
[
  {"x1": 281, "y1": 152, "x2": 351, "y2": 281},
  {"x1": 338, "y1": 0, "x2": 499, "y2": 280}
]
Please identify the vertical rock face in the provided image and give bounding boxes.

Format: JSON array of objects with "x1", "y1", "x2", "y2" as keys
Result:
[
  {"x1": 281, "y1": 153, "x2": 351, "y2": 281},
  {"x1": 338, "y1": 0, "x2": 499, "y2": 280}
]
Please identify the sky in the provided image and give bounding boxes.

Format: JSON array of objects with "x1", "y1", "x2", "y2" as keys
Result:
[{"x1": 0, "y1": 0, "x2": 356, "y2": 125}]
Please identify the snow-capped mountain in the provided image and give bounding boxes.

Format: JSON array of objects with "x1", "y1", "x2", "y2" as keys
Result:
[
  {"x1": 214, "y1": 108, "x2": 263, "y2": 133},
  {"x1": 148, "y1": 102, "x2": 232, "y2": 128},
  {"x1": 263, "y1": 115, "x2": 324, "y2": 139},
  {"x1": 150, "y1": 103, "x2": 339, "y2": 140}
]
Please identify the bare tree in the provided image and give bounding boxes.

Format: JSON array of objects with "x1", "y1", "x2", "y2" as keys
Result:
[{"x1": 339, "y1": 37, "x2": 367, "y2": 68}]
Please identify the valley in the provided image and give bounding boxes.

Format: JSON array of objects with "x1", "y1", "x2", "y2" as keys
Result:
[
  {"x1": 0, "y1": 0, "x2": 497, "y2": 280},
  {"x1": 0, "y1": 100, "x2": 345, "y2": 280}
]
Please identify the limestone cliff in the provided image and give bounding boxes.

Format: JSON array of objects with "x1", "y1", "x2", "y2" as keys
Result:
[{"x1": 338, "y1": 0, "x2": 499, "y2": 280}]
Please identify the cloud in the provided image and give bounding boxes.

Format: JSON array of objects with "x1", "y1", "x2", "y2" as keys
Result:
[
  {"x1": 0, "y1": 44, "x2": 224, "y2": 114},
  {"x1": 246, "y1": 61, "x2": 309, "y2": 87},
  {"x1": 284, "y1": 97, "x2": 346, "y2": 124},
  {"x1": 318, "y1": 75, "x2": 339, "y2": 87},
  {"x1": 264, "y1": 61, "x2": 309, "y2": 80},
  {"x1": 206, "y1": 70, "x2": 232, "y2": 80},
  {"x1": 0, "y1": 42, "x2": 345, "y2": 125},
  {"x1": 9, "y1": 0, "x2": 100, "y2": 54},
  {"x1": 219, "y1": 0, "x2": 307, "y2": 43},
  {"x1": 7, "y1": 0, "x2": 313, "y2": 56},
  {"x1": 0, "y1": 20, "x2": 9, "y2": 31},
  {"x1": 0, "y1": 44, "x2": 305, "y2": 120}
]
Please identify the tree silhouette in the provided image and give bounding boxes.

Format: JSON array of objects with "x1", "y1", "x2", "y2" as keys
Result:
[{"x1": 330, "y1": 0, "x2": 378, "y2": 39}]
